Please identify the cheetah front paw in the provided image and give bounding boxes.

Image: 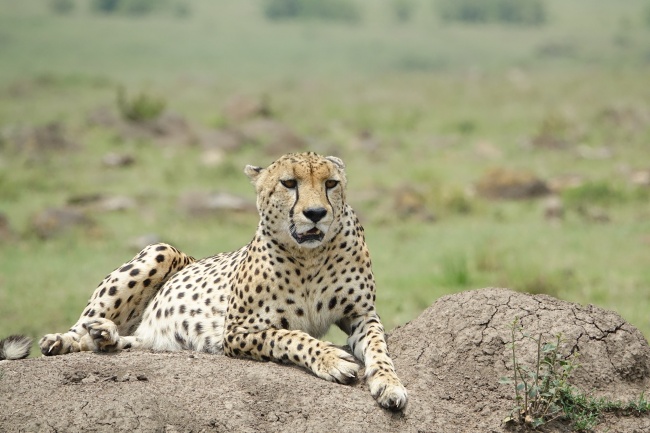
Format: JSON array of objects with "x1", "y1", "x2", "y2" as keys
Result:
[
  {"x1": 39, "y1": 333, "x2": 80, "y2": 356},
  {"x1": 81, "y1": 319, "x2": 120, "y2": 352},
  {"x1": 312, "y1": 345, "x2": 360, "y2": 384},
  {"x1": 368, "y1": 375, "x2": 408, "y2": 411}
]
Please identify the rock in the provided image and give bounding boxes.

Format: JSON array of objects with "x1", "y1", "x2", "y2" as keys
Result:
[
  {"x1": 67, "y1": 194, "x2": 137, "y2": 213},
  {"x1": 506, "y1": 68, "x2": 530, "y2": 92},
  {"x1": 393, "y1": 184, "x2": 435, "y2": 222},
  {"x1": 94, "y1": 196, "x2": 137, "y2": 212},
  {"x1": 0, "y1": 212, "x2": 16, "y2": 242},
  {"x1": 119, "y1": 111, "x2": 196, "y2": 146},
  {"x1": 474, "y1": 140, "x2": 502, "y2": 160},
  {"x1": 29, "y1": 122, "x2": 76, "y2": 151},
  {"x1": 199, "y1": 149, "x2": 226, "y2": 167},
  {"x1": 149, "y1": 111, "x2": 192, "y2": 138},
  {"x1": 66, "y1": 194, "x2": 104, "y2": 206},
  {"x1": 476, "y1": 167, "x2": 550, "y2": 200},
  {"x1": 222, "y1": 94, "x2": 271, "y2": 124},
  {"x1": 237, "y1": 118, "x2": 305, "y2": 155},
  {"x1": 86, "y1": 106, "x2": 119, "y2": 128},
  {"x1": 543, "y1": 195, "x2": 564, "y2": 220},
  {"x1": 630, "y1": 169, "x2": 650, "y2": 187},
  {"x1": 1, "y1": 288, "x2": 648, "y2": 432},
  {"x1": 128, "y1": 234, "x2": 163, "y2": 251},
  {"x1": 598, "y1": 104, "x2": 650, "y2": 132},
  {"x1": 577, "y1": 205, "x2": 611, "y2": 223},
  {"x1": 547, "y1": 173, "x2": 584, "y2": 193},
  {"x1": 2, "y1": 122, "x2": 77, "y2": 154},
  {"x1": 198, "y1": 128, "x2": 245, "y2": 152},
  {"x1": 354, "y1": 130, "x2": 381, "y2": 155},
  {"x1": 29, "y1": 207, "x2": 94, "y2": 239},
  {"x1": 178, "y1": 191, "x2": 257, "y2": 216},
  {"x1": 576, "y1": 145, "x2": 613, "y2": 160},
  {"x1": 102, "y1": 152, "x2": 136, "y2": 168}
]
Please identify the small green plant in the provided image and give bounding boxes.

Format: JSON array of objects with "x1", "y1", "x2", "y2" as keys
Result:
[
  {"x1": 500, "y1": 318, "x2": 575, "y2": 428},
  {"x1": 501, "y1": 318, "x2": 650, "y2": 431},
  {"x1": 116, "y1": 87, "x2": 166, "y2": 122},
  {"x1": 441, "y1": 187, "x2": 473, "y2": 215},
  {"x1": 531, "y1": 112, "x2": 573, "y2": 148}
]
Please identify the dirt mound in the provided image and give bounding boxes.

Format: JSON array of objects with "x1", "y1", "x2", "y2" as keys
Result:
[
  {"x1": 1, "y1": 288, "x2": 649, "y2": 432},
  {"x1": 389, "y1": 288, "x2": 650, "y2": 432},
  {"x1": 476, "y1": 168, "x2": 550, "y2": 200}
]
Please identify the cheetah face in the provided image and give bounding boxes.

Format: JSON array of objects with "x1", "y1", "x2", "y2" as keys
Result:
[{"x1": 245, "y1": 152, "x2": 347, "y2": 249}]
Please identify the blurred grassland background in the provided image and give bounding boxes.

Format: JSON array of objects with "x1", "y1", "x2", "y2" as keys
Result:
[{"x1": 0, "y1": 0, "x2": 649, "y2": 351}]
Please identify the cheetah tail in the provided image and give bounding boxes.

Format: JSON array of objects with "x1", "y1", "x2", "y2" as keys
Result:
[{"x1": 0, "y1": 335, "x2": 33, "y2": 360}]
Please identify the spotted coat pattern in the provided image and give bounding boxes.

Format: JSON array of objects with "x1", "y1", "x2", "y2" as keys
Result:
[{"x1": 39, "y1": 152, "x2": 407, "y2": 410}]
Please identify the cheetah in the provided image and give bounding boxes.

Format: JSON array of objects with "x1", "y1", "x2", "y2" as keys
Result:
[{"x1": 1, "y1": 152, "x2": 408, "y2": 410}]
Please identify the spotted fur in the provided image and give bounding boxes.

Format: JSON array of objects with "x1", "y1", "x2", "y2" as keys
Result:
[{"x1": 35, "y1": 152, "x2": 407, "y2": 410}]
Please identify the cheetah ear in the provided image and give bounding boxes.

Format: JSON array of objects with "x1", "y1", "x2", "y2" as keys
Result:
[
  {"x1": 326, "y1": 156, "x2": 345, "y2": 170},
  {"x1": 244, "y1": 165, "x2": 263, "y2": 182}
]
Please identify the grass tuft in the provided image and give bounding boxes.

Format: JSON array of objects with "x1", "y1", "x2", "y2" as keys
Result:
[
  {"x1": 439, "y1": 253, "x2": 472, "y2": 287},
  {"x1": 116, "y1": 87, "x2": 166, "y2": 122},
  {"x1": 562, "y1": 181, "x2": 631, "y2": 208},
  {"x1": 501, "y1": 318, "x2": 650, "y2": 431}
]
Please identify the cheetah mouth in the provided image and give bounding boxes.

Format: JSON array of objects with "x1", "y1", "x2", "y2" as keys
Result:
[{"x1": 292, "y1": 227, "x2": 324, "y2": 244}]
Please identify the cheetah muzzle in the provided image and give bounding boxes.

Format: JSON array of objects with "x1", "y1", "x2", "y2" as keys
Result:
[
  {"x1": 291, "y1": 226, "x2": 325, "y2": 244},
  {"x1": 2, "y1": 152, "x2": 408, "y2": 411}
]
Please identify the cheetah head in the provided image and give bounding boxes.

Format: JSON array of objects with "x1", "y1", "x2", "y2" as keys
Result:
[{"x1": 245, "y1": 152, "x2": 347, "y2": 249}]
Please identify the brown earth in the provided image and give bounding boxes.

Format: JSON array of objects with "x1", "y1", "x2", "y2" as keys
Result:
[
  {"x1": 476, "y1": 168, "x2": 550, "y2": 200},
  {"x1": 1, "y1": 288, "x2": 649, "y2": 433}
]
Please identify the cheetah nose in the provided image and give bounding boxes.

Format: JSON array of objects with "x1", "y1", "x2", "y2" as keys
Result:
[{"x1": 303, "y1": 207, "x2": 327, "y2": 223}]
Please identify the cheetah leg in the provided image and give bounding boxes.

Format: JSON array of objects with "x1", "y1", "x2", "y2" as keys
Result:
[
  {"x1": 343, "y1": 312, "x2": 408, "y2": 410},
  {"x1": 39, "y1": 243, "x2": 195, "y2": 356},
  {"x1": 223, "y1": 328, "x2": 360, "y2": 384}
]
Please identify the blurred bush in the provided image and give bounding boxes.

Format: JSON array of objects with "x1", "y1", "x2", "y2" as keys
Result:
[
  {"x1": 263, "y1": 0, "x2": 361, "y2": 23},
  {"x1": 92, "y1": 0, "x2": 150, "y2": 15},
  {"x1": 90, "y1": 0, "x2": 190, "y2": 17},
  {"x1": 561, "y1": 181, "x2": 628, "y2": 207},
  {"x1": 531, "y1": 112, "x2": 573, "y2": 149},
  {"x1": 435, "y1": 0, "x2": 546, "y2": 26},
  {"x1": 391, "y1": 0, "x2": 416, "y2": 23},
  {"x1": 117, "y1": 87, "x2": 166, "y2": 122},
  {"x1": 50, "y1": 0, "x2": 75, "y2": 15}
]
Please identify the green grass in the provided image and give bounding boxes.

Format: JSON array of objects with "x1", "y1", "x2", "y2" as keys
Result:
[
  {"x1": 501, "y1": 319, "x2": 650, "y2": 431},
  {"x1": 0, "y1": 0, "x2": 649, "y2": 350}
]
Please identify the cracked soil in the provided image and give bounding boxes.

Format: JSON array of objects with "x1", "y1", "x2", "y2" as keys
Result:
[{"x1": 1, "y1": 288, "x2": 649, "y2": 432}]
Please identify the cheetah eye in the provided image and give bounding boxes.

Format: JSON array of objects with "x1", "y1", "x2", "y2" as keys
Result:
[
  {"x1": 280, "y1": 179, "x2": 297, "y2": 189},
  {"x1": 325, "y1": 179, "x2": 339, "y2": 189}
]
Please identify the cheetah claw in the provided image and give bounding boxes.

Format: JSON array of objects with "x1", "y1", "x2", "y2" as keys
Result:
[
  {"x1": 369, "y1": 380, "x2": 408, "y2": 411},
  {"x1": 82, "y1": 319, "x2": 120, "y2": 352},
  {"x1": 39, "y1": 333, "x2": 77, "y2": 356},
  {"x1": 313, "y1": 346, "x2": 360, "y2": 384},
  {"x1": 40, "y1": 335, "x2": 62, "y2": 356}
]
